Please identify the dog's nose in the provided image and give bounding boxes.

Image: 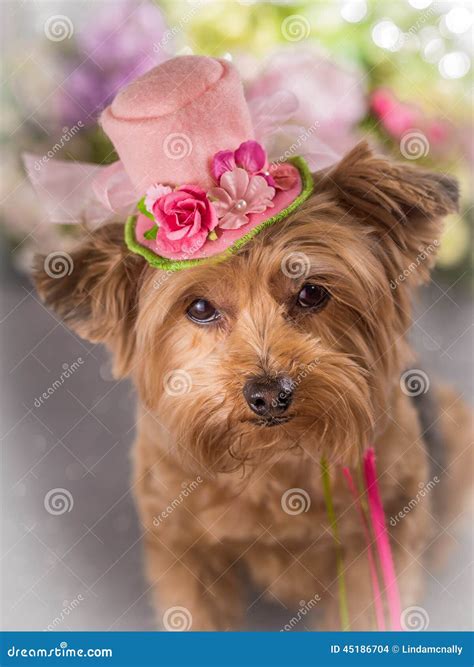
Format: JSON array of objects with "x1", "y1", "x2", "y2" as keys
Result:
[{"x1": 243, "y1": 375, "x2": 294, "y2": 417}]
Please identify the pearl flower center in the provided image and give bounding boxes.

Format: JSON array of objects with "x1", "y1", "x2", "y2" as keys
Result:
[{"x1": 234, "y1": 199, "x2": 247, "y2": 212}]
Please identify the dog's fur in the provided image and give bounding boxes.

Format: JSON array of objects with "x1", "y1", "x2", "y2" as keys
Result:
[{"x1": 34, "y1": 142, "x2": 472, "y2": 630}]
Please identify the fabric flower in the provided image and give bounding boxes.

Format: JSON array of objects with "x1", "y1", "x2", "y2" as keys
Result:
[
  {"x1": 235, "y1": 140, "x2": 266, "y2": 173},
  {"x1": 209, "y1": 168, "x2": 275, "y2": 230},
  {"x1": 144, "y1": 183, "x2": 172, "y2": 214},
  {"x1": 211, "y1": 150, "x2": 236, "y2": 182},
  {"x1": 211, "y1": 140, "x2": 268, "y2": 182},
  {"x1": 152, "y1": 185, "x2": 218, "y2": 255},
  {"x1": 267, "y1": 163, "x2": 299, "y2": 191}
]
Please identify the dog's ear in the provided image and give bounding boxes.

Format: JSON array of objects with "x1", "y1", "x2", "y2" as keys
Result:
[
  {"x1": 34, "y1": 223, "x2": 145, "y2": 376},
  {"x1": 315, "y1": 141, "x2": 459, "y2": 283}
]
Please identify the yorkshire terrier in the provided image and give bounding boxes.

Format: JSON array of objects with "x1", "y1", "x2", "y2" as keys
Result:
[{"x1": 35, "y1": 142, "x2": 472, "y2": 630}]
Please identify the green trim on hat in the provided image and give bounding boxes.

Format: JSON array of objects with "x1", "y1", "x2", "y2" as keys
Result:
[{"x1": 125, "y1": 156, "x2": 313, "y2": 272}]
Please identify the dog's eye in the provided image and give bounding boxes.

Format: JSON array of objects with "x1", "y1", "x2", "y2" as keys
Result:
[
  {"x1": 186, "y1": 299, "x2": 220, "y2": 324},
  {"x1": 296, "y1": 284, "x2": 330, "y2": 311}
]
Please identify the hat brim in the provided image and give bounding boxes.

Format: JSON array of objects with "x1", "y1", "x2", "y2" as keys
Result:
[{"x1": 125, "y1": 156, "x2": 313, "y2": 272}]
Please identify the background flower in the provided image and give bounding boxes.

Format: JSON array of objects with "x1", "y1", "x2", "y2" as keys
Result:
[
  {"x1": 57, "y1": 0, "x2": 169, "y2": 127},
  {"x1": 245, "y1": 46, "x2": 367, "y2": 167}
]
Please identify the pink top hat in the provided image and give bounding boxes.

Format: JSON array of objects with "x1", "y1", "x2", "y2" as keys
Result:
[{"x1": 100, "y1": 55, "x2": 313, "y2": 270}]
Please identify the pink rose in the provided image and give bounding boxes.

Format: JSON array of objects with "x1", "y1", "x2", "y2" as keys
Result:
[{"x1": 153, "y1": 185, "x2": 218, "y2": 255}]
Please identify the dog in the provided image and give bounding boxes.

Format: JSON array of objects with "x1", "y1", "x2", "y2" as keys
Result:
[{"x1": 34, "y1": 142, "x2": 472, "y2": 630}]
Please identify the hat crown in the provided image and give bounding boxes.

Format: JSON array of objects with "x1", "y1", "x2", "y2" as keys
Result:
[
  {"x1": 111, "y1": 56, "x2": 224, "y2": 119},
  {"x1": 101, "y1": 55, "x2": 254, "y2": 193}
]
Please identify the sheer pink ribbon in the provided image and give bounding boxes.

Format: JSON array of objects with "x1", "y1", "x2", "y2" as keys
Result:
[
  {"x1": 22, "y1": 153, "x2": 137, "y2": 227},
  {"x1": 248, "y1": 91, "x2": 341, "y2": 170}
]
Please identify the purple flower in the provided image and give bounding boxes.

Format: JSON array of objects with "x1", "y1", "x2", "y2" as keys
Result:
[{"x1": 57, "y1": 1, "x2": 168, "y2": 126}]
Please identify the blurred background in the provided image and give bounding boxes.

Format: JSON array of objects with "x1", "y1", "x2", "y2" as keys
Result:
[{"x1": 1, "y1": 0, "x2": 472, "y2": 631}]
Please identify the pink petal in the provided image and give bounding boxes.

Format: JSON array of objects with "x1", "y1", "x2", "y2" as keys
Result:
[
  {"x1": 165, "y1": 221, "x2": 189, "y2": 240},
  {"x1": 181, "y1": 229, "x2": 209, "y2": 256},
  {"x1": 219, "y1": 168, "x2": 249, "y2": 200},
  {"x1": 261, "y1": 172, "x2": 276, "y2": 188},
  {"x1": 218, "y1": 210, "x2": 250, "y2": 230},
  {"x1": 177, "y1": 196, "x2": 201, "y2": 212},
  {"x1": 160, "y1": 191, "x2": 186, "y2": 215},
  {"x1": 157, "y1": 227, "x2": 208, "y2": 256},
  {"x1": 210, "y1": 201, "x2": 231, "y2": 218},
  {"x1": 211, "y1": 150, "x2": 236, "y2": 182},
  {"x1": 178, "y1": 184, "x2": 207, "y2": 198},
  {"x1": 244, "y1": 174, "x2": 275, "y2": 212},
  {"x1": 207, "y1": 186, "x2": 234, "y2": 217},
  {"x1": 187, "y1": 209, "x2": 202, "y2": 237},
  {"x1": 206, "y1": 202, "x2": 219, "y2": 230},
  {"x1": 268, "y1": 163, "x2": 299, "y2": 190},
  {"x1": 234, "y1": 140, "x2": 267, "y2": 174},
  {"x1": 145, "y1": 184, "x2": 172, "y2": 213}
]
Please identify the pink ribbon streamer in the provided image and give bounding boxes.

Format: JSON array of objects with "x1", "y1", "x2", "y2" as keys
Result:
[
  {"x1": 363, "y1": 448, "x2": 402, "y2": 630},
  {"x1": 343, "y1": 466, "x2": 386, "y2": 630},
  {"x1": 248, "y1": 91, "x2": 342, "y2": 171},
  {"x1": 22, "y1": 154, "x2": 137, "y2": 227}
]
